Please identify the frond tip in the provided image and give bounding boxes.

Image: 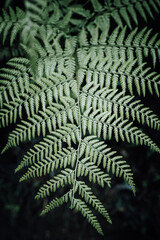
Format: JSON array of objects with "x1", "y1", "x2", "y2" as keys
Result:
[{"x1": 72, "y1": 198, "x2": 104, "y2": 235}]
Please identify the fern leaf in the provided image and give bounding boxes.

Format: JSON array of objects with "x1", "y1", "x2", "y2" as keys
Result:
[
  {"x1": 80, "y1": 136, "x2": 135, "y2": 194},
  {"x1": 76, "y1": 181, "x2": 112, "y2": 223},
  {"x1": 2, "y1": 103, "x2": 78, "y2": 153},
  {"x1": 19, "y1": 148, "x2": 77, "y2": 182},
  {"x1": 77, "y1": 157, "x2": 111, "y2": 188},
  {"x1": 0, "y1": 0, "x2": 160, "y2": 236},
  {"x1": 0, "y1": 7, "x2": 26, "y2": 45},
  {"x1": 78, "y1": 49, "x2": 160, "y2": 95},
  {"x1": 72, "y1": 198, "x2": 104, "y2": 235},
  {"x1": 82, "y1": 110, "x2": 160, "y2": 153},
  {"x1": 79, "y1": 26, "x2": 160, "y2": 68},
  {"x1": 40, "y1": 189, "x2": 73, "y2": 216},
  {"x1": 92, "y1": 0, "x2": 160, "y2": 29},
  {"x1": 81, "y1": 86, "x2": 160, "y2": 130},
  {"x1": 15, "y1": 124, "x2": 79, "y2": 172},
  {"x1": 35, "y1": 169, "x2": 74, "y2": 200}
]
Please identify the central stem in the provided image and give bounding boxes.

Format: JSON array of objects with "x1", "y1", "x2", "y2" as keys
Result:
[{"x1": 70, "y1": 71, "x2": 82, "y2": 208}]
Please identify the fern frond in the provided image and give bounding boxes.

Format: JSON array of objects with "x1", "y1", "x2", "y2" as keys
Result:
[
  {"x1": 1, "y1": 0, "x2": 160, "y2": 236},
  {"x1": 35, "y1": 168, "x2": 74, "y2": 200},
  {"x1": 0, "y1": 7, "x2": 26, "y2": 45},
  {"x1": 19, "y1": 148, "x2": 77, "y2": 182},
  {"x1": 82, "y1": 109, "x2": 160, "y2": 153},
  {"x1": 76, "y1": 180, "x2": 112, "y2": 223},
  {"x1": 2, "y1": 102, "x2": 78, "y2": 153},
  {"x1": 40, "y1": 189, "x2": 73, "y2": 215},
  {"x1": 15, "y1": 124, "x2": 79, "y2": 172},
  {"x1": 79, "y1": 26, "x2": 160, "y2": 68},
  {"x1": 91, "y1": 0, "x2": 160, "y2": 29},
  {"x1": 81, "y1": 86, "x2": 160, "y2": 130},
  {"x1": 80, "y1": 136, "x2": 135, "y2": 194},
  {"x1": 25, "y1": 0, "x2": 46, "y2": 21},
  {"x1": 77, "y1": 157, "x2": 111, "y2": 188},
  {"x1": 25, "y1": 32, "x2": 77, "y2": 78},
  {"x1": 72, "y1": 198, "x2": 104, "y2": 235},
  {"x1": 0, "y1": 79, "x2": 77, "y2": 127},
  {"x1": 0, "y1": 70, "x2": 77, "y2": 127},
  {"x1": 0, "y1": 58, "x2": 30, "y2": 108},
  {"x1": 78, "y1": 51, "x2": 160, "y2": 96}
]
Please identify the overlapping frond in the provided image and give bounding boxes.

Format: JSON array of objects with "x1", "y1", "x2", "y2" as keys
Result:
[
  {"x1": 91, "y1": 0, "x2": 160, "y2": 29},
  {"x1": 0, "y1": 7, "x2": 26, "y2": 45},
  {"x1": 82, "y1": 109, "x2": 160, "y2": 153},
  {"x1": 80, "y1": 84, "x2": 160, "y2": 130},
  {"x1": 2, "y1": 101, "x2": 78, "y2": 153},
  {"x1": 15, "y1": 124, "x2": 80, "y2": 172},
  {"x1": 78, "y1": 25, "x2": 160, "y2": 71},
  {"x1": 0, "y1": 56, "x2": 78, "y2": 128},
  {"x1": 0, "y1": 58, "x2": 30, "y2": 108},
  {"x1": 78, "y1": 54, "x2": 160, "y2": 96},
  {"x1": 77, "y1": 157, "x2": 111, "y2": 188},
  {"x1": 19, "y1": 147, "x2": 77, "y2": 182},
  {"x1": 35, "y1": 168, "x2": 74, "y2": 200},
  {"x1": 80, "y1": 136, "x2": 135, "y2": 193},
  {"x1": 40, "y1": 189, "x2": 73, "y2": 216}
]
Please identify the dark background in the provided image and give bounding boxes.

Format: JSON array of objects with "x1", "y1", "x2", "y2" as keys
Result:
[
  {"x1": 0, "y1": 0, "x2": 160, "y2": 239},
  {"x1": 1, "y1": 139, "x2": 160, "y2": 240}
]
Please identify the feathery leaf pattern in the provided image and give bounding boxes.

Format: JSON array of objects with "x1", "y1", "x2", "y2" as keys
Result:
[{"x1": 0, "y1": 0, "x2": 160, "y2": 235}]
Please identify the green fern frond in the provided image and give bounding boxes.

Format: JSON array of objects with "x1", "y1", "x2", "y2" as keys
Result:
[
  {"x1": 0, "y1": 75, "x2": 77, "y2": 127},
  {"x1": 0, "y1": 7, "x2": 26, "y2": 45},
  {"x1": 72, "y1": 198, "x2": 104, "y2": 235},
  {"x1": 19, "y1": 147, "x2": 77, "y2": 182},
  {"x1": 40, "y1": 189, "x2": 73, "y2": 216},
  {"x1": 81, "y1": 86, "x2": 160, "y2": 130},
  {"x1": 77, "y1": 157, "x2": 111, "y2": 188},
  {"x1": 0, "y1": 58, "x2": 30, "y2": 108},
  {"x1": 78, "y1": 26, "x2": 160, "y2": 68},
  {"x1": 76, "y1": 181, "x2": 112, "y2": 223},
  {"x1": 91, "y1": 0, "x2": 160, "y2": 29},
  {"x1": 35, "y1": 168, "x2": 74, "y2": 200},
  {"x1": 15, "y1": 124, "x2": 79, "y2": 172},
  {"x1": 0, "y1": 0, "x2": 160, "y2": 236},
  {"x1": 82, "y1": 109, "x2": 160, "y2": 153},
  {"x1": 78, "y1": 52, "x2": 160, "y2": 97},
  {"x1": 80, "y1": 136, "x2": 135, "y2": 194},
  {"x1": 2, "y1": 102, "x2": 78, "y2": 153}
]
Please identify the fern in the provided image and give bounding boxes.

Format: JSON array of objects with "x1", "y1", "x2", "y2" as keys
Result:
[
  {"x1": 91, "y1": 0, "x2": 160, "y2": 30},
  {"x1": 0, "y1": 0, "x2": 160, "y2": 236}
]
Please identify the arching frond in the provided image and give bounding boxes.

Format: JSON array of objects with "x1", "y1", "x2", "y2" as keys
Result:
[
  {"x1": 78, "y1": 48, "x2": 160, "y2": 95},
  {"x1": 19, "y1": 147, "x2": 77, "y2": 182},
  {"x1": 40, "y1": 189, "x2": 73, "y2": 215},
  {"x1": 35, "y1": 168, "x2": 74, "y2": 200},
  {"x1": 78, "y1": 26, "x2": 160, "y2": 68},
  {"x1": 72, "y1": 198, "x2": 104, "y2": 235},
  {"x1": 76, "y1": 181, "x2": 112, "y2": 223},
  {"x1": 82, "y1": 109, "x2": 160, "y2": 153},
  {"x1": 80, "y1": 136, "x2": 135, "y2": 194},
  {"x1": 81, "y1": 85, "x2": 160, "y2": 130},
  {"x1": 91, "y1": 0, "x2": 160, "y2": 29},
  {"x1": 0, "y1": 58, "x2": 30, "y2": 108},
  {"x1": 77, "y1": 157, "x2": 111, "y2": 188},
  {"x1": 15, "y1": 124, "x2": 79, "y2": 172},
  {"x1": 2, "y1": 102, "x2": 78, "y2": 153}
]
